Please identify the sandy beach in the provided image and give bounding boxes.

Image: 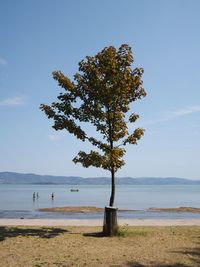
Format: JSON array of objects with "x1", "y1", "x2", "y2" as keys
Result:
[
  {"x1": 1, "y1": 218, "x2": 200, "y2": 226},
  {"x1": 1, "y1": 223, "x2": 200, "y2": 266}
]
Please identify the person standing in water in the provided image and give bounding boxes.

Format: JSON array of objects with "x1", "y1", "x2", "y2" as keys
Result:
[
  {"x1": 51, "y1": 192, "x2": 54, "y2": 200},
  {"x1": 33, "y1": 192, "x2": 36, "y2": 203}
]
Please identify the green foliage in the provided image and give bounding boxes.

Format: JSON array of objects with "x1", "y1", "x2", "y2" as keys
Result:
[
  {"x1": 40, "y1": 44, "x2": 146, "y2": 174},
  {"x1": 116, "y1": 224, "x2": 147, "y2": 237},
  {"x1": 116, "y1": 224, "x2": 130, "y2": 237}
]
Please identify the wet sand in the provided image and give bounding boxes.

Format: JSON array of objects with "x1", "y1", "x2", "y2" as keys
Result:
[
  {"x1": 38, "y1": 206, "x2": 104, "y2": 213},
  {"x1": 148, "y1": 207, "x2": 200, "y2": 213},
  {"x1": 38, "y1": 206, "x2": 200, "y2": 213},
  {"x1": 1, "y1": 218, "x2": 200, "y2": 226}
]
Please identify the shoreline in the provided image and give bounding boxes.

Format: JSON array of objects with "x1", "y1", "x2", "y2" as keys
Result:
[
  {"x1": 38, "y1": 205, "x2": 200, "y2": 213},
  {"x1": 1, "y1": 218, "x2": 200, "y2": 226}
]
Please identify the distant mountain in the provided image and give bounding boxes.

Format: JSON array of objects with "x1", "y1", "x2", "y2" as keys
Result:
[{"x1": 0, "y1": 172, "x2": 200, "y2": 185}]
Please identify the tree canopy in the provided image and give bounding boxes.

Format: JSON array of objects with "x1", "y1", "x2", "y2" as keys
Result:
[{"x1": 41, "y1": 44, "x2": 146, "y2": 206}]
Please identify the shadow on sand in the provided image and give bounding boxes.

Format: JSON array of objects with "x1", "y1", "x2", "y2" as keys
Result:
[
  {"x1": 127, "y1": 241, "x2": 200, "y2": 267},
  {"x1": 0, "y1": 226, "x2": 69, "y2": 242},
  {"x1": 171, "y1": 241, "x2": 200, "y2": 266},
  {"x1": 83, "y1": 231, "x2": 105, "y2": 238}
]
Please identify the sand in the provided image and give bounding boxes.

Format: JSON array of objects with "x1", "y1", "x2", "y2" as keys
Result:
[
  {"x1": 1, "y1": 218, "x2": 200, "y2": 226},
  {"x1": 1, "y1": 225, "x2": 200, "y2": 266}
]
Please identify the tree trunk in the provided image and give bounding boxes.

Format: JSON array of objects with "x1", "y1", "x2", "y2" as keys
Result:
[
  {"x1": 103, "y1": 206, "x2": 118, "y2": 236},
  {"x1": 109, "y1": 167, "x2": 115, "y2": 206},
  {"x1": 103, "y1": 167, "x2": 118, "y2": 236}
]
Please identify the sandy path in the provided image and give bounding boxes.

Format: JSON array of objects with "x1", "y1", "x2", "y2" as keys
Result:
[{"x1": 1, "y1": 218, "x2": 200, "y2": 226}]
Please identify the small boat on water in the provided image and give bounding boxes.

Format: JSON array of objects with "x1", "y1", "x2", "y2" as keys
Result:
[{"x1": 70, "y1": 189, "x2": 79, "y2": 192}]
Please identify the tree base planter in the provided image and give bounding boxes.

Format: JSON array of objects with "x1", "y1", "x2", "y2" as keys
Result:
[{"x1": 103, "y1": 206, "x2": 118, "y2": 236}]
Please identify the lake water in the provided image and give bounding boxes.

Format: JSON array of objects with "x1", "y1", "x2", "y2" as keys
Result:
[{"x1": 1, "y1": 184, "x2": 200, "y2": 219}]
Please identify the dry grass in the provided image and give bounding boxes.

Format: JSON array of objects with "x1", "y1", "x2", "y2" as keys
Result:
[{"x1": 0, "y1": 225, "x2": 200, "y2": 266}]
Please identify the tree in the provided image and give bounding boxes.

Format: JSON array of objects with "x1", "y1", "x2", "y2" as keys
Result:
[{"x1": 40, "y1": 44, "x2": 146, "y2": 235}]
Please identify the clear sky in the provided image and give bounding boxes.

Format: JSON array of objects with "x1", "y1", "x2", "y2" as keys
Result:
[{"x1": 0, "y1": 0, "x2": 200, "y2": 179}]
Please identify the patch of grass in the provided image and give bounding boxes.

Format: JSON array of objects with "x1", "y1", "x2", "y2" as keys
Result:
[{"x1": 116, "y1": 224, "x2": 147, "y2": 237}]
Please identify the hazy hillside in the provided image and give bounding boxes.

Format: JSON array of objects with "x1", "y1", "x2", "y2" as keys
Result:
[{"x1": 0, "y1": 172, "x2": 200, "y2": 185}]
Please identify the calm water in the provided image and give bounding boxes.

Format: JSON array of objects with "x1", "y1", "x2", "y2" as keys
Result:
[{"x1": 0, "y1": 184, "x2": 200, "y2": 219}]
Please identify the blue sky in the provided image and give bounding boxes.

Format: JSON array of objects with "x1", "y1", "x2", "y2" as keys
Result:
[{"x1": 0, "y1": 0, "x2": 200, "y2": 179}]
